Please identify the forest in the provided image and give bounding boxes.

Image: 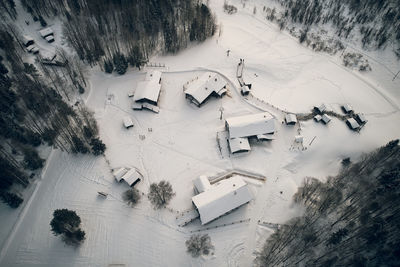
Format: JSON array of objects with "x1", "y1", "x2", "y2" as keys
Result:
[
  {"x1": 255, "y1": 140, "x2": 400, "y2": 266},
  {"x1": 266, "y1": 0, "x2": 400, "y2": 57}
]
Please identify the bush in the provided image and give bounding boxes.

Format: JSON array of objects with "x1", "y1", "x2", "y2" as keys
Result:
[
  {"x1": 148, "y1": 180, "x2": 175, "y2": 209},
  {"x1": 186, "y1": 234, "x2": 214, "y2": 257},
  {"x1": 90, "y1": 138, "x2": 106, "y2": 155},
  {"x1": 50, "y1": 209, "x2": 85, "y2": 245},
  {"x1": 123, "y1": 188, "x2": 141, "y2": 207},
  {"x1": 0, "y1": 192, "x2": 23, "y2": 208}
]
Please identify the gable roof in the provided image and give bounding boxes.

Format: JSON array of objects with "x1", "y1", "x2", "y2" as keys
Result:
[
  {"x1": 346, "y1": 118, "x2": 360, "y2": 129},
  {"x1": 226, "y1": 112, "x2": 275, "y2": 139},
  {"x1": 228, "y1": 137, "x2": 251, "y2": 153},
  {"x1": 192, "y1": 175, "x2": 253, "y2": 224},
  {"x1": 185, "y1": 72, "x2": 227, "y2": 105},
  {"x1": 285, "y1": 113, "x2": 297, "y2": 124},
  {"x1": 39, "y1": 27, "x2": 53, "y2": 37},
  {"x1": 133, "y1": 71, "x2": 162, "y2": 104}
]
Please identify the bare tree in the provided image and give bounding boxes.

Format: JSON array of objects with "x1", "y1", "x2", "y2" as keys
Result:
[
  {"x1": 186, "y1": 234, "x2": 214, "y2": 258},
  {"x1": 148, "y1": 180, "x2": 175, "y2": 209}
]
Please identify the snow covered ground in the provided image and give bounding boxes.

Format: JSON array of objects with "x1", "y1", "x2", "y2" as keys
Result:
[{"x1": 1, "y1": 0, "x2": 400, "y2": 266}]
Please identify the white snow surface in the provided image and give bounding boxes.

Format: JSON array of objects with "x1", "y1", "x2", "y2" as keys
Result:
[{"x1": 1, "y1": 0, "x2": 400, "y2": 266}]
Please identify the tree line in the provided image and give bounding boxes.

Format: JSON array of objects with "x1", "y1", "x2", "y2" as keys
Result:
[
  {"x1": 21, "y1": 0, "x2": 217, "y2": 72},
  {"x1": 255, "y1": 140, "x2": 400, "y2": 266}
]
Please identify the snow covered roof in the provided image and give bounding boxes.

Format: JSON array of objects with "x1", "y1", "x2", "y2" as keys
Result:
[
  {"x1": 257, "y1": 134, "x2": 275, "y2": 141},
  {"x1": 314, "y1": 104, "x2": 326, "y2": 113},
  {"x1": 113, "y1": 168, "x2": 128, "y2": 182},
  {"x1": 321, "y1": 114, "x2": 331, "y2": 124},
  {"x1": 346, "y1": 118, "x2": 360, "y2": 129},
  {"x1": 342, "y1": 104, "x2": 353, "y2": 113},
  {"x1": 133, "y1": 71, "x2": 162, "y2": 104},
  {"x1": 295, "y1": 135, "x2": 303, "y2": 143},
  {"x1": 39, "y1": 27, "x2": 53, "y2": 38},
  {"x1": 356, "y1": 114, "x2": 366, "y2": 123},
  {"x1": 45, "y1": 35, "x2": 54, "y2": 42},
  {"x1": 121, "y1": 169, "x2": 141, "y2": 186},
  {"x1": 226, "y1": 112, "x2": 275, "y2": 139},
  {"x1": 123, "y1": 116, "x2": 133, "y2": 128},
  {"x1": 192, "y1": 175, "x2": 253, "y2": 225},
  {"x1": 184, "y1": 72, "x2": 227, "y2": 106},
  {"x1": 285, "y1": 113, "x2": 297, "y2": 124},
  {"x1": 228, "y1": 137, "x2": 251, "y2": 153},
  {"x1": 314, "y1": 115, "x2": 322, "y2": 122},
  {"x1": 193, "y1": 175, "x2": 211, "y2": 194},
  {"x1": 22, "y1": 35, "x2": 34, "y2": 45}
]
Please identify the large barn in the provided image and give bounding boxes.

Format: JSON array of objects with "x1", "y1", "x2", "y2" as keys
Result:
[
  {"x1": 132, "y1": 70, "x2": 162, "y2": 112},
  {"x1": 191, "y1": 175, "x2": 253, "y2": 225},
  {"x1": 225, "y1": 112, "x2": 275, "y2": 153},
  {"x1": 184, "y1": 72, "x2": 227, "y2": 107}
]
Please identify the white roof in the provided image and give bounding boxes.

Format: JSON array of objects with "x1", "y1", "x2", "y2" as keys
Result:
[
  {"x1": 193, "y1": 176, "x2": 211, "y2": 194},
  {"x1": 295, "y1": 135, "x2": 304, "y2": 143},
  {"x1": 315, "y1": 104, "x2": 326, "y2": 113},
  {"x1": 356, "y1": 114, "x2": 366, "y2": 123},
  {"x1": 39, "y1": 27, "x2": 53, "y2": 37},
  {"x1": 314, "y1": 115, "x2": 322, "y2": 121},
  {"x1": 26, "y1": 45, "x2": 35, "y2": 51},
  {"x1": 133, "y1": 71, "x2": 162, "y2": 104},
  {"x1": 322, "y1": 114, "x2": 331, "y2": 124},
  {"x1": 285, "y1": 113, "x2": 297, "y2": 124},
  {"x1": 185, "y1": 72, "x2": 227, "y2": 105},
  {"x1": 123, "y1": 116, "x2": 133, "y2": 128},
  {"x1": 22, "y1": 35, "x2": 34, "y2": 45},
  {"x1": 192, "y1": 175, "x2": 253, "y2": 224},
  {"x1": 45, "y1": 35, "x2": 54, "y2": 41},
  {"x1": 226, "y1": 112, "x2": 275, "y2": 139},
  {"x1": 257, "y1": 134, "x2": 275, "y2": 141},
  {"x1": 342, "y1": 104, "x2": 353, "y2": 113},
  {"x1": 113, "y1": 168, "x2": 128, "y2": 182},
  {"x1": 121, "y1": 169, "x2": 141, "y2": 186},
  {"x1": 347, "y1": 118, "x2": 360, "y2": 129},
  {"x1": 228, "y1": 137, "x2": 251, "y2": 153}
]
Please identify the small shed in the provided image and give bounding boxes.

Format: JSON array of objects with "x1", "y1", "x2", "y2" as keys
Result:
[
  {"x1": 123, "y1": 116, "x2": 134, "y2": 128},
  {"x1": 295, "y1": 135, "x2": 303, "y2": 143},
  {"x1": 321, "y1": 114, "x2": 331, "y2": 124},
  {"x1": 39, "y1": 27, "x2": 54, "y2": 38},
  {"x1": 314, "y1": 115, "x2": 322, "y2": 122},
  {"x1": 228, "y1": 137, "x2": 251, "y2": 154},
  {"x1": 121, "y1": 169, "x2": 142, "y2": 187},
  {"x1": 285, "y1": 113, "x2": 297, "y2": 125},
  {"x1": 314, "y1": 104, "x2": 326, "y2": 114},
  {"x1": 257, "y1": 134, "x2": 275, "y2": 141},
  {"x1": 241, "y1": 85, "x2": 250, "y2": 96},
  {"x1": 342, "y1": 104, "x2": 353, "y2": 114},
  {"x1": 22, "y1": 35, "x2": 34, "y2": 46},
  {"x1": 45, "y1": 35, "x2": 55, "y2": 43},
  {"x1": 193, "y1": 176, "x2": 211, "y2": 194},
  {"x1": 355, "y1": 114, "x2": 367, "y2": 124},
  {"x1": 113, "y1": 168, "x2": 128, "y2": 182},
  {"x1": 346, "y1": 118, "x2": 360, "y2": 130}
]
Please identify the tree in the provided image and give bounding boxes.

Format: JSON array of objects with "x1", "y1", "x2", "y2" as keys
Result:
[
  {"x1": 38, "y1": 15, "x2": 47, "y2": 27},
  {"x1": 0, "y1": 191, "x2": 23, "y2": 208},
  {"x1": 113, "y1": 53, "x2": 128, "y2": 75},
  {"x1": 148, "y1": 180, "x2": 175, "y2": 209},
  {"x1": 90, "y1": 138, "x2": 106, "y2": 155},
  {"x1": 50, "y1": 209, "x2": 85, "y2": 245},
  {"x1": 123, "y1": 188, "x2": 141, "y2": 207},
  {"x1": 186, "y1": 234, "x2": 214, "y2": 257},
  {"x1": 23, "y1": 147, "x2": 44, "y2": 170}
]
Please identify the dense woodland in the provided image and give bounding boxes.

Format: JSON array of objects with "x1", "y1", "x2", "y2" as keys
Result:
[
  {"x1": 265, "y1": 0, "x2": 400, "y2": 57},
  {"x1": 21, "y1": 0, "x2": 216, "y2": 71},
  {"x1": 256, "y1": 140, "x2": 400, "y2": 266}
]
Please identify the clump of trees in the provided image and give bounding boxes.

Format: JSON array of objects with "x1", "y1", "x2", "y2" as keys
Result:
[
  {"x1": 50, "y1": 209, "x2": 86, "y2": 246},
  {"x1": 148, "y1": 180, "x2": 175, "y2": 209},
  {"x1": 255, "y1": 140, "x2": 400, "y2": 266},
  {"x1": 0, "y1": 191, "x2": 23, "y2": 208},
  {"x1": 186, "y1": 234, "x2": 214, "y2": 258},
  {"x1": 123, "y1": 188, "x2": 141, "y2": 207},
  {"x1": 21, "y1": 0, "x2": 216, "y2": 71}
]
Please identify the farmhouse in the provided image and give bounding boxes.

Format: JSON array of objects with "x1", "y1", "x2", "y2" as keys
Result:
[
  {"x1": 285, "y1": 113, "x2": 297, "y2": 125},
  {"x1": 184, "y1": 72, "x2": 227, "y2": 107},
  {"x1": 39, "y1": 27, "x2": 54, "y2": 38},
  {"x1": 192, "y1": 175, "x2": 253, "y2": 225},
  {"x1": 225, "y1": 112, "x2": 275, "y2": 154},
  {"x1": 123, "y1": 116, "x2": 134, "y2": 128},
  {"x1": 132, "y1": 70, "x2": 162, "y2": 112}
]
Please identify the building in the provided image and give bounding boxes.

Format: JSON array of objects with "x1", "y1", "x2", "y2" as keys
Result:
[
  {"x1": 342, "y1": 104, "x2": 353, "y2": 114},
  {"x1": 113, "y1": 167, "x2": 142, "y2": 187},
  {"x1": 192, "y1": 175, "x2": 253, "y2": 225},
  {"x1": 240, "y1": 85, "x2": 250, "y2": 96},
  {"x1": 225, "y1": 112, "x2": 275, "y2": 154},
  {"x1": 314, "y1": 114, "x2": 322, "y2": 122},
  {"x1": 314, "y1": 104, "x2": 326, "y2": 114},
  {"x1": 184, "y1": 72, "x2": 227, "y2": 107},
  {"x1": 346, "y1": 118, "x2": 360, "y2": 130},
  {"x1": 132, "y1": 70, "x2": 162, "y2": 112},
  {"x1": 45, "y1": 35, "x2": 54, "y2": 43},
  {"x1": 123, "y1": 116, "x2": 134, "y2": 128},
  {"x1": 39, "y1": 27, "x2": 54, "y2": 38},
  {"x1": 22, "y1": 35, "x2": 34, "y2": 46},
  {"x1": 355, "y1": 114, "x2": 367, "y2": 124},
  {"x1": 285, "y1": 113, "x2": 297, "y2": 125},
  {"x1": 321, "y1": 114, "x2": 331, "y2": 124}
]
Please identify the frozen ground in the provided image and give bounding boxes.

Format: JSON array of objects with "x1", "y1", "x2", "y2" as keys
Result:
[{"x1": 1, "y1": 0, "x2": 400, "y2": 266}]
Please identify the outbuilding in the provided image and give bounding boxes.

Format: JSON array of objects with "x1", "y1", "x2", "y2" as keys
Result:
[
  {"x1": 342, "y1": 104, "x2": 353, "y2": 114},
  {"x1": 123, "y1": 116, "x2": 134, "y2": 128},
  {"x1": 121, "y1": 169, "x2": 141, "y2": 187},
  {"x1": 192, "y1": 175, "x2": 253, "y2": 225},
  {"x1": 346, "y1": 118, "x2": 360, "y2": 130},
  {"x1": 22, "y1": 35, "x2": 34, "y2": 46},
  {"x1": 184, "y1": 72, "x2": 227, "y2": 107},
  {"x1": 314, "y1": 104, "x2": 327, "y2": 114},
  {"x1": 314, "y1": 114, "x2": 322, "y2": 122},
  {"x1": 226, "y1": 112, "x2": 275, "y2": 139},
  {"x1": 228, "y1": 137, "x2": 251, "y2": 154},
  {"x1": 193, "y1": 176, "x2": 212, "y2": 194},
  {"x1": 285, "y1": 113, "x2": 297, "y2": 125},
  {"x1": 39, "y1": 27, "x2": 54, "y2": 38},
  {"x1": 321, "y1": 114, "x2": 331, "y2": 124},
  {"x1": 355, "y1": 114, "x2": 367, "y2": 124}
]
